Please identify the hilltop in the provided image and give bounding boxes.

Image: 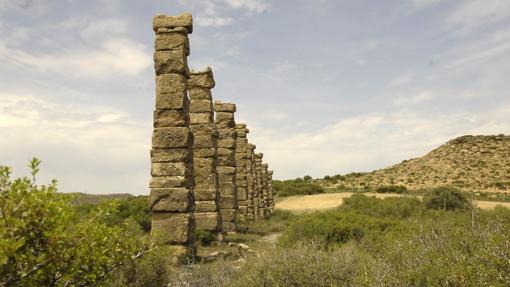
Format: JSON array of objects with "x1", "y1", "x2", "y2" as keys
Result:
[{"x1": 320, "y1": 135, "x2": 510, "y2": 193}]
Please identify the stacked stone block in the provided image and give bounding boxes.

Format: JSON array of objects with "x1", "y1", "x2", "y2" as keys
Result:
[
  {"x1": 254, "y1": 153, "x2": 264, "y2": 219},
  {"x1": 261, "y1": 163, "x2": 270, "y2": 217},
  {"x1": 214, "y1": 102, "x2": 237, "y2": 232},
  {"x1": 246, "y1": 144, "x2": 256, "y2": 220},
  {"x1": 149, "y1": 13, "x2": 195, "y2": 255},
  {"x1": 235, "y1": 124, "x2": 249, "y2": 219},
  {"x1": 268, "y1": 170, "x2": 275, "y2": 213},
  {"x1": 188, "y1": 68, "x2": 221, "y2": 231}
]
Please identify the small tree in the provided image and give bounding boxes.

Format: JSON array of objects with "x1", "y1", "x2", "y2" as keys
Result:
[
  {"x1": 0, "y1": 158, "x2": 150, "y2": 286},
  {"x1": 424, "y1": 186, "x2": 469, "y2": 211}
]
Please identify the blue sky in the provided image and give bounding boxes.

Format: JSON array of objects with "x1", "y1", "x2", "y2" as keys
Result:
[{"x1": 1, "y1": 0, "x2": 509, "y2": 195}]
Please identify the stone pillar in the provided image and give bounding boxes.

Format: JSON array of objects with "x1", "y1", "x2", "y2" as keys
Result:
[
  {"x1": 267, "y1": 170, "x2": 274, "y2": 215},
  {"x1": 188, "y1": 68, "x2": 221, "y2": 232},
  {"x1": 149, "y1": 13, "x2": 195, "y2": 256},
  {"x1": 235, "y1": 124, "x2": 249, "y2": 221},
  {"x1": 246, "y1": 144, "x2": 256, "y2": 220},
  {"x1": 214, "y1": 102, "x2": 237, "y2": 232},
  {"x1": 261, "y1": 163, "x2": 270, "y2": 218},
  {"x1": 254, "y1": 153, "x2": 264, "y2": 219}
]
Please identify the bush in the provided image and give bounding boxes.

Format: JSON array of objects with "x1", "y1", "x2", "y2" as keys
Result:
[
  {"x1": 424, "y1": 186, "x2": 470, "y2": 211},
  {"x1": 273, "y1": 179, "x2": 324, "y2": 197},
  {"x1": 196, "y1": 229, "x2": 216, "y2": 246},
  {"x1": 0, "y1": 158, "x2": 149, "y2": 286},
  {"x1": 375, "y1": 185, "x2": 408, "y2": 194}
]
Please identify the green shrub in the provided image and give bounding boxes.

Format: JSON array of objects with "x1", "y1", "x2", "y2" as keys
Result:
[
  {"x1": 196, "y1": 229, "x2": 216, "y2": 246},
  {"x1": 376, "y1": 185, "x2": 408, "y2": 194},
  {"x1": 273, "y1": 179, "x2": 324, "y2": 197},
  {"x1": 424, "y1": 186, "x2": 470, "y2": 211},
  {"x1": 0, "y1": 158, "x2": 149, "y2": 286}
]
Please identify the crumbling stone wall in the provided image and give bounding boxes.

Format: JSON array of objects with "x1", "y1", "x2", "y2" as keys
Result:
[
  {"x1": 261, "y1": 163, "x2": 270, "y2": 217},
  {"x1": 188, "y1": 68, "x2": 221, "y2": 232},
  {"x1": 267, "y1": 170, "x2": 274, "y2": 214},
  {"x1": 235, "y1": 124, "x2": 249, "y2": 219},
  {"x1": 149, "y1": 13, "x2": 195, "y2": 256},
  {"x1": 254, "y1": 153, "x2": 264, "y2": 219},
  {"x1": 214, "y1": 102, "x2": 237, "y2": 232},
  {"x1": 246, "y1": 143, "x2": 256, "y2": 220}
]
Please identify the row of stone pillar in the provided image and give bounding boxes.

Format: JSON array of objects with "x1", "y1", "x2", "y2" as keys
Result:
[{"x1": 148, "y1": 13, "x2": 275, "y2": 256}]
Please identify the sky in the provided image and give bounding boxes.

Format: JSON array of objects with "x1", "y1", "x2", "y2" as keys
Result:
[{"x1": 1, "y1": 0, "x2": 510, "y2": 195}]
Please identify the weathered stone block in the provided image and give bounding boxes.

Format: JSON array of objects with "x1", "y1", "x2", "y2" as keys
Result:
[
  {"x1": 193, "y1": 148, "x2": 215, "y2": 158},
  {"x1": 190, "y1": 100, "x2": 213, "y2": 113},
  {"x1": 218, "y1": 182, "x2": 235, "y2": 196},
  {"x1": 154, "y1": 49, "x2": 188, "y2": 75},
  {"x1": 218, "y1": 173, "x2": 235, "y2": 184},
  {"x1": 154, "y1": 32, "x2": 189, "y2": 54},
  {"x1": 220, "y1": 209, "x2": 236, "y2": 221},
  {"x1": 194, "y1": 135, "x2": 215, "y2": 148},
  {"x1": 149, "y1": 188, "x2": 192, "y2": 211},
  {"x1": 214, "y1": 102, "x2": 236, "y2": 113},
  {"x1": 153, "y1": 13, "x2": 193, "y2": 33},
  {"x1": 155, "y1": 75, "x2": 188, "y2": 110},
  {"x1": 188, "y1": 87, "x2": 212, "y2": 101},
  {"x1": 215, "y1": 112, "x2": 234, "y2": 123},
  {"x1": 217, "y1": 147, "x2": 234, "y2": 157},
  {"x1": 154, "y1": 109, "x2": 187, "y2": 127},
  {"x1": 151, "y1": 148, "x2": 189, "y2": 163},
  {"x1": 236, "y1": 143, "x2": 248, "y2": 150},
  {"x1": 195, "y1": 189, "x2": 217, "y2": 201},
  {"x1": 152, "y1": 127, "x2": 191, "y2": 148},
  {"x1": 237, "y1": 187, "x2": 248, "y2": 201},
  {"x1": 235, "y1": 179, "x2": 248, "y2": 187},
  {"x1": 217, "y1": 166, "x2": 235, "y2": 174},
  {"x1": 194, "y1": 176, "x2": 215, "y2": 190},
  {"x1": 189, "y1": 68, "x2": 215, "y2": 88},
  {"x1": 190, "y1": 113, "x2": 213, "y2": 125},
  {"x1": 221, "y1": 196, "x2": 236, "y2": 208},
  {"x1": 195, "y1": 201, "x2": 217, "y2": 212},
  {"x1": 150, "y1": 176, "x2": 190, "y2": 188},
  {"x1": 151, "y1": 162, "x2": 187, "y2": 177},
  {"x1": 217, "y1": 138, "x2": 236, "y2": 148},
  {"x1": 217, "y1": 129, "x2": 236, "y2": 138},
  {"x1": 151, "y1": 212, "x2": 193, "y2": 244},
  {"x1": 195, "y1": 212, "x2": 218, "y2": 230}
]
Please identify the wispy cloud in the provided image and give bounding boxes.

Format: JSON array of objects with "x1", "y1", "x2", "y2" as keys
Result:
[
  {"x1": 448, "y1": 0, "x2": 510, "y2": 29},
  {"x1": 0, "y1": 37, "x2": 151, "y2": 78}
]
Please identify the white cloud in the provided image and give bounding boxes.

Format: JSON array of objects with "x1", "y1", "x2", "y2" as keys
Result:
[
  {"x1": 0, "y1": 37, "x2": 151, "y2": 78},
  {"x1": 388, "y1": 73, "x2": 412, "y2": 86},
  {"x1": 394, "y1": 91, "x2": 434, "y2": 106},
  {"x1": 251, "y1": 105, "x2": 510, "y2": 179},
  {"x1": 223, "y1": 0, "x2": 269, "y2": 13},
  {"x1": 0, "y1": 93, "x2": 150, "y2": 195},
  {"x1": 448, "y1": 0, "x2": 510, "y2": 29},
  {"x1": 196, "y1": 15, "x2": 234, "y2": 27}
]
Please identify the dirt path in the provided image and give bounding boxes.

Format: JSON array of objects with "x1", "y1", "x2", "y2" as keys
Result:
[{"x1": 275, "y1": 193, "x2": 510, "y2": 212}]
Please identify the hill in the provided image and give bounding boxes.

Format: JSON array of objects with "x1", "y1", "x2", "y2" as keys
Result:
[
  {"x1": 320, "y1": 134, "x2": 510, "y2": 193},
  {"x1": 64, "y1": 192, "x2": 135, "y2": 205}
]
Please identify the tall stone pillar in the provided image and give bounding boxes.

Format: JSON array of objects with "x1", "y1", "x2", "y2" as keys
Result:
[
  {"x1": 188, "y1": 68, "x2": 221, "y2": 232},
  {"x1": 149, "y1": 13, "x2": 195, "y2": 256},
  {"x1": 246, "y1": 144, "x2": 256, "y2": 220},
  {"x1": 267, "y1": 170, "x2": 274, "y2": 214},
  {"x1": 214, "y1": 102, "x2": 237, "y2": 232},
  {"x1": 254, "y1": 153, "x2": 264, "y2": 219},
  {"x1": 235, "y1": 124, "x2": 249, "y2": 220},
  {"x1": 261, "y1": 163, "x2": 270, "y2": 218}
]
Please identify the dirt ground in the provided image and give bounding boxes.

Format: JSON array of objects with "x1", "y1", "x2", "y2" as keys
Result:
[{"x1": 275, "y1": 193, "x2": 510, "y2": 213}]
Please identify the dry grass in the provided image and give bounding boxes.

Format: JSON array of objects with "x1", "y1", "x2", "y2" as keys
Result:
[{"x1": 276, "y1": 193, "x2": 510, "y2": 212}]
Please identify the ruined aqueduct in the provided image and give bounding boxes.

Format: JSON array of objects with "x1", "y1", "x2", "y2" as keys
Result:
[{"x1": 148, "y1": 13, "x2": 275, "y2": 255}]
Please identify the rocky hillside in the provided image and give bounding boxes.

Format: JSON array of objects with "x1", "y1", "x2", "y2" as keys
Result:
[{"x1": 322, "y1": 135, "x2": 510, "y2": 192}]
